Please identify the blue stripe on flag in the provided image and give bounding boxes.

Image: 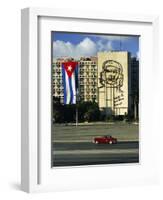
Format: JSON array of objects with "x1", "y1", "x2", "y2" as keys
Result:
[
  {"x1": 68, "y1": 76, "x2": 73, "y2": 104},
  {"x1": 62, "y1": 64, "x2": 67, "y2": 104},
  {"x1": 75, "y1": 63, "x2": 78, "y2": 89}
]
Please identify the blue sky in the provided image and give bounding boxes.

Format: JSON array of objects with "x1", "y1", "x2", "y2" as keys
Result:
[{"x1": 52, "y1": 32, "x2": 139, "y2": 59}]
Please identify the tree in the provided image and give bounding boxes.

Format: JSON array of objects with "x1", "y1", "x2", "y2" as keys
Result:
[
  {"x1": 83, "y1": 101, "x2": 100, "y2": 122},
  {"x1": 53, "y1": 97, "x2": 101, "y2": 123},
  {"x1": 52, "y1": 97, "x2": 64, "y2": 123}
]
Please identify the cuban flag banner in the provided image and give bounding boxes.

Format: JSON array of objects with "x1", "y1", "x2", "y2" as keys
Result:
[{"x1": 62, "y1": 61, "x2": 78, "y2": 104}]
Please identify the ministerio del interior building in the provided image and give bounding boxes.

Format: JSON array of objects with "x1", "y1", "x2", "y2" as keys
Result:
[{"x1": 52, "y1": 51, "x2": 139, "y2": 118}]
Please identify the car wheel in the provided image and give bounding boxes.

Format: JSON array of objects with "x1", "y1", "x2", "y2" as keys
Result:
[{"x1": 109, "y1": 141, "x2": 113, "y2": 144}]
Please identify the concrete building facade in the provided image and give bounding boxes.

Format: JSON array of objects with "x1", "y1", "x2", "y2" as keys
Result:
[
  {"x1": 52, "y1": 59, "x2": 64, "y2": 103},
  {"x1": 79, "y1": 57, "x2": 98, "y2": 102},
  {"x1": 130, "y1": 57, "x2": 139, "y2": 119},
  {"x1": 52, "y1": 57, "x2": 98, "y2": 103},
  {"x1": 97, "y1": 51, "x2": 131, "y2": 116}
]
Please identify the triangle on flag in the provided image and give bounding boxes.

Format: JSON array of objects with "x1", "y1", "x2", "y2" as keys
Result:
[{"x1": 63, "y1": 62, "x2": 78, "y2": 77}]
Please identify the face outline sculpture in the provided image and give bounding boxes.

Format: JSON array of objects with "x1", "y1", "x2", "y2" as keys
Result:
[{"x1": 99, "y1": 60, "x2": 124, "y2": 89}]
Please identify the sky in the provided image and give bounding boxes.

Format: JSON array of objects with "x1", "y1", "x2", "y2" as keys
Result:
[{"x1": 52, "y1": 32, "x2": 139, "y2": 60}]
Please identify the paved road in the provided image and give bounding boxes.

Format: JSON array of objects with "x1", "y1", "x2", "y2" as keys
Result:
[{"x1": 52, "y1": 141, "x2": 139, "y2": 167}]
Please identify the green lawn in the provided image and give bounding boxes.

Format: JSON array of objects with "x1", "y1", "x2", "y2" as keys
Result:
[{"x1": 52, "y1": 122, "x2": 139, "y2": 142}]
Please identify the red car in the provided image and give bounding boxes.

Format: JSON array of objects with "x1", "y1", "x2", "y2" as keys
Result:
[{"x1": 93, "y1": 135, "x2": 117, "y2": 144}]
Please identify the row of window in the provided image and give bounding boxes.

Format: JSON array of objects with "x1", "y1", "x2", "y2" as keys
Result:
[
  {"x1": 53, "y1": 82, "x2": 97, "y2": 86},
  {"x1": 53, "y1": 69, "x2": 97, "y2": 72},
  {"x1": 85, "y1": 95, "x2": 97, "y2": 98},
  {"x1": 53, "y1": 63, "x2": 97, "y2": 66},
  {"x1": 79, "y1": 76, "x2": 97, "y2": 79},
  {"x1": 53, "y1": 70, "x2": 62, "y2": 73},
  {"x1": 80, "y1": 81, "x2": 97, "y2": 84},
  {"x1": 53, "y1": 76, "x2": 62, "y2": 79},
  {"x1": 80, "y1": 62, "x2": 96, "y2": 65},
  {"x1": 53, "y1": 85, "x2": 63, "y2": 89},
  {"x1": 79, "y1": 69, "x2": 97, "y2": 72},
  {"x1": 53, "y1": 78, "x2": 97, "y2": 82},
  {"x1": 52, "y1": 73, "x2": 97, "y2": 76},
  {"x1": 53, "y1": 80, "x2": 63, "y2": 83},
  {"x1": 53, "y1": 92, "x2": 97, "y2": 98},
  {"x1": 79, "y1": 71, "x2": 97, "y2": 73},
  {"x1": 53, "y1": 90, "x2": 64, "y2": 94},
  {"x1": 80, "y1": 72, "x2": 97, "y2": 75},
  {"x1": 80, "y1": 91, "x2": 97, "y2": 94}
]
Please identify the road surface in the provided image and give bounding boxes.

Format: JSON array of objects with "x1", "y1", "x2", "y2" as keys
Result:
[{"x1": 52, "y1": 141, "x2": 139, "y2": 167}]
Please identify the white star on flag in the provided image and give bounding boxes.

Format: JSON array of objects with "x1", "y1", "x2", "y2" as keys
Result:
[{"x1": 67, "y1": 65, "x2": 72, "y2": 71}]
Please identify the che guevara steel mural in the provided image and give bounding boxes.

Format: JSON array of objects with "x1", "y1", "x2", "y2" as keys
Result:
[{"x1": 99, "y1": 60, "x2": 125, "y2": 107}]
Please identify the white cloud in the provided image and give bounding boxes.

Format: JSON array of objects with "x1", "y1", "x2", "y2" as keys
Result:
[
  {"x1": 136, "y1": 51, "x2": 140, "y2": 60},
  {"x1": 53, "y1": 37, "x2": 114, "y2": 59},
  {"x1": 53, "y1": 37, "x2": 97, "y2": 59},
  {"x1": 76, "y1": 37, "x2": 97, "y2": 57},
  {"x1": 106, "y1": 41, "x2": 112, "y2": 51},
  {"x1": 97, "y1": 40, "x2": 112, "y2": 51},
  {"x1": 53, "y1": 40, "x2": 75, "y2": 58}
]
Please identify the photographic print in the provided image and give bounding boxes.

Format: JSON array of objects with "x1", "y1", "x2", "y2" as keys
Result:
[{"x1": 51, "y1": 32, "x2": 139, "y2": 167}]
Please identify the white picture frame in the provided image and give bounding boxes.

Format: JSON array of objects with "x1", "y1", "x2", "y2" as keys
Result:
[{"x1": 21, "y1": 7, "x2": 159, "y2": 193}]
